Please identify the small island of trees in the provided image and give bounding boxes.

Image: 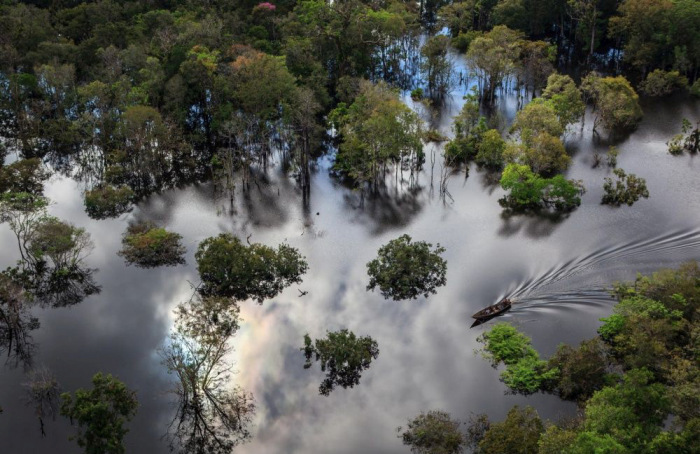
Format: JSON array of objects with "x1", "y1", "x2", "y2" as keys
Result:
[{"x1": 367, "y1": 234, "x2": 447, "y2": 301}]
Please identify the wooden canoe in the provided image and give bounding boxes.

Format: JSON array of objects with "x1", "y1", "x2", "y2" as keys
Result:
[{"x1": 472, "y1": 298, "x2": 512, "y2": 320}]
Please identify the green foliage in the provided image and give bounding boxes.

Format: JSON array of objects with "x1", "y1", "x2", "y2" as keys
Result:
[
  {"x1": 691, "y1": 79, "x2": 700, "y2": 97},
  {"x1": 542, "y1": 73, "x2": 585, "y2": 129},
  {"x1": 333, "y1": 81, "x2": 424, "y2": 189},
  {"x1": 195, "y1": 233, "x2": 308, "y2": 303},
  {"x1": 83, "y1": 186, "x2": 134, "y2": 220},
  {"x1": 444, "y1": 92, "x2": 488, "y2": 165},
  {"x1": 478, "y1": 262, "x2": 700, "y2": 452},
  {"x1": 477, "y1": 406, "x2": 543, "y2": 454},
  {"x1": 400, "y1": 410, "x2": 466, "y2": 454},
  {"x1": 118, "y1": 221, "x2": 185, "y2": 268},
  {"x1": 467, "y1": 26, "x2": 523, "y2": 102},
  {"x1": 582, "y1": 74, "x2": 643, "y2": 133},
  {"x1": 302, "y1": 329, "x2": 379, "y2": 396},
  {"x1": 602, "y1": 168, "x2": 649, "y2": 206},
  {"x1": 506, "y1": 99, "x2": 571, "y2": 175},
  {"x1": 477, "y1": 323, "x2": 558, "y2": 395},
  {"x1": 366, "y1": 234, "x2": 447, "y2": 301},
  {"x1": 499, "y1": 163, "x2": 584, "y2": 212},
  {"x1": 547, "y1": 338, "x2": 610, "y2": 403},
  {"x1": 583, "y1": 369, "x2": 669, "y2": 451},
  {"x1": 0, "y1": 159, "x2": 49, "y2": 196},
  {"x1": 639, "y1": 69, "x2": 688, "y2": 96},
  {"x1": 60, "y1": 373, "x2": 138, "y2": 454},
  {"x1": 475, "y1": 129, "x2": 506, "y2": 169},
  {"x1": 667, "y1": 118, "x2": 700, "y2": 155},
  {"x1": 421, "y1": 35, "x2": 453, "y2": 97},
  {"x1": 451, "y1": 30, "x2": 482, "y2": 53},
  {"x1": 537, "y1": 425, "x2": 577, "y2": 454}
]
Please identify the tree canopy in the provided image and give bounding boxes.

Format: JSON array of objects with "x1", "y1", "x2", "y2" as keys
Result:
[
  {"x1": 366, "y1": 234, "x2": 447, "y2": 301},
  {"x1": 59, "y1": 373, "x2": 138, "y2": 454},
  {"x1": 302, "y1": 329, "x2": 380, "y2": 396},
  {"x1": 195, "y1": 233, "x2": 308, "y2": 303}
]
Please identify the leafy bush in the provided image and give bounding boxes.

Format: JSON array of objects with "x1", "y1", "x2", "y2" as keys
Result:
[{"x1": 118, "y1": 221, "x2": 185, "y2": 268}]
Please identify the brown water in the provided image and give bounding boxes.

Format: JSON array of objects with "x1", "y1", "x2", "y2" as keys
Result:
[{"x1": 1, "y1": 68, "x2": 699, "y2": 453}]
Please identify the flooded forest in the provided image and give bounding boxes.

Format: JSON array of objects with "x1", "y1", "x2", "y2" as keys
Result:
[{"x1": 1, "y1": 0, "x2": 699, "y2": 453}]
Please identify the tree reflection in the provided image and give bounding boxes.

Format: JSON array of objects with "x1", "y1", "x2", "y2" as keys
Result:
[
  {"x1": 0, "y1": 272, "x2": 38, "y2": 369},
  {"x1": 160, "y1": 296, "x2": 255, "y2": 454},
  {"x1": 0, "y1": 193, "x2": 99, "y2": 370},
  {"x1": 23, "y1": 365, "x2": 61, "y2": 436}
]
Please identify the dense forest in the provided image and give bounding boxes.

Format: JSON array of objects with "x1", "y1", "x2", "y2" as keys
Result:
[{"x1": 1, "y1": 0, "x2": 699, "y2": 452}]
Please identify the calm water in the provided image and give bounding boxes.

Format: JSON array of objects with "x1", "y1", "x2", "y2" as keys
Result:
[{"x1": 1, "y1": 66, "x2": 699, "y2": 453}]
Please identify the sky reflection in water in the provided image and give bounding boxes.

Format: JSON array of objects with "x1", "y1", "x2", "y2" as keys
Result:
[{"x1": 1, "y1": 74, "x2": 700, "y2": 454}]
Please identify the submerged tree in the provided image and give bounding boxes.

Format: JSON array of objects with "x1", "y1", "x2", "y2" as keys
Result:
[
  {"x1": 160, "y1": 296, "x2": 255, "y2": 454},
  {"x1": 118, "y1": 221, "x2": 185, "y2": 268},
  {"x1": 195, "y1": 233, "x2": 308, "y2": 303},
  {"x1": 302, "y1": 329, "x2": 379, "y2": 396},
  {"x1": 367, "y1": 234, "x2": 447, "y2": 301},
  {"x1": 467, "y1": 26, "x2": 522, "y2": 103},
  {"x1": 602, "y1": 168, "x2": 649, "y2": 206},
  {"x1": 60, "y1": 372, "x2": 139, "y2": 454},
  {"x1": 332, "y1": 81, "x2": 424, "y2": 192},
  {"x1": 399, "y1": 410, "x2": 466, "y2": 454},
  {"x1": 499, "y1": 164, "x2": 584, "y2": 212},
  {"x1": 477, "y1": 322, "x2": 558, "y2": 394},
  {"x1": 421, "y1": 35, "x2": 453, "y2": 98},
  {"x1": 582, "y1": 74, "x2": 643, "y2": 134},
  {"x1": 667, "y1": 118, "x2": 700, "y2": 155}
]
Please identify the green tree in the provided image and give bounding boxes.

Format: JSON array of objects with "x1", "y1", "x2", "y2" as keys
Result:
[
  {"x1": 332, "y1": 81, "x2": 424, "y2": 191},
  {"x1": 421, "y1": 35, "x2": 453, "y2": 98},
  {"x1": 467, "y1": 26, "x2": 523, "y2": 102},
  {"x1": 667, "y1": 118, "x2": 700, "y2": 155},
  {"x1": 0, "y1": 158, "x2": 49, "y2": 196},
  {"x1": 302, "y1": 329, "x2": 379, "y2": 396},
  {"x1": 195, "y1": 233, "x2": 308, "y2": 303},
  {"x1": 118, "y1": 221, "x2": 185, "y2": 268},
  {"x1": 638, "y1": 70, "x2": 688, "y2": 97},
  {"x1": 547, "y1": 338, "x2": 610, "y2": 403},
  {"x1": 609, "y1": 0, "x2": 673, "y2": 74},
  {"x1": 60, "y1": 373, "x2": 138, "y2": 454},
  {"x1": 83, "y1": 186, "x2": 134, "y2": 220},
  {"x1": 400, "y1": 410, "x2": 466, "y2": 454},
  {"x1": 443, "y1": 92, "x2": 487, "y2": 164},
  {"x1": 477, "y1": 406, "x2": 543, "y2": 454},
  {"x1": 499, "y1": 164, "x2": 583, "y2": 212},
  {"x1": 366, "y1": 234, "x2": 447, "y2": 301},
  {"x1": 582, "y1": 74, "x2": 643, "y2": 133},
  {"x1": 602, "y1": 168, "x2": 649, "y2": 206},
  {"x1": 477, "y1": 322, "x2": 558, "y2": 394},
  {"x1": 475, "y1": 129, "x2": 506, "y2": 169},
  {"x1": 541, "y1": 74, "x2": 585, "y2": 129}
]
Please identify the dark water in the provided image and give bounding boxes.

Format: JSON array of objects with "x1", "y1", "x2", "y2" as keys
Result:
[{"x1": 1, "y1": 67, "x2": 699, "y2": 453}]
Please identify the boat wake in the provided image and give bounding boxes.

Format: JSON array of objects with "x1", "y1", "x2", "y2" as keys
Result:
[{"x1": 509, "y1": 227, "x2": 700, "y2": 301}]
